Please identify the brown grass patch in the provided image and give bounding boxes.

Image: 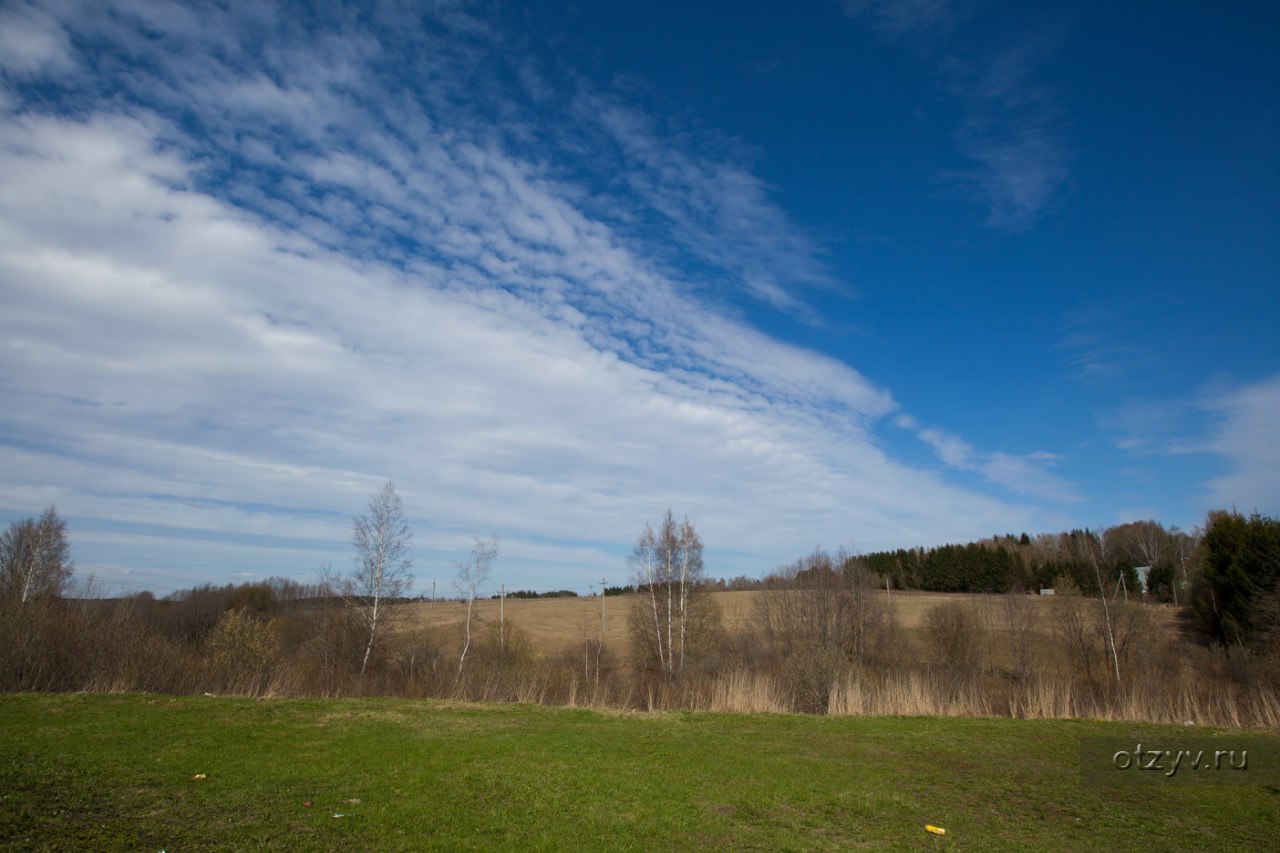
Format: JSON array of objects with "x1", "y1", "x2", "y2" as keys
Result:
[{"x1": 396, "y1": 590, "x2": 1067, "y2": 655}]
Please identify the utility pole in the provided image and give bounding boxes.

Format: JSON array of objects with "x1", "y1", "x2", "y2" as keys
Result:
[
  {"x1": 600, "y1": 577, "x2": 608, "y2": 637},
  {"x1": 500, "y1": 582, "x2": 506, "y2": 650},
  {"x1": 597, "y1": 577, "x2": 608, "y2": 689}
]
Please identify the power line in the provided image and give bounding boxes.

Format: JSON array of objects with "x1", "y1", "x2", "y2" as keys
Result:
[{"x1": 76, "y1": 563, "x2": 200, "y2": 585}]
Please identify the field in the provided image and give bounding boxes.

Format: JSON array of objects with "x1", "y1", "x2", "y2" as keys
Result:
[
  {"x1": 3, "y1": 693, "x2": 1277, "y2": 850},
  {"x1": 406, "y1": 590, "x2": 1074, "y2": 649},
  {"x1": 403, "y1": 589, "x2": 1181, "y2": 659}
]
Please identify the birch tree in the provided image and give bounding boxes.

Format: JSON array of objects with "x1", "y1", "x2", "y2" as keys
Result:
[
  {"x1": 1077, "y1": 527, "x2": 1123, "y2": 691},
  {"x1": 627, "y1": 510, "x2": 715, "y2": 676},
  {"x1": 339, "y1": 482, "x2": 414, "y2": 676},
  {"x1": 0, "y1": 506, "x2": 74, "y2": 607},
  {"x1": 455, "y1": 535, "x2": 497, "y2": 685}
]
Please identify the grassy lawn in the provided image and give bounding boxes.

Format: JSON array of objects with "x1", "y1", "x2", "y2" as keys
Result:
[{"x1": 2, "y1": 694, "x2": 1277, "y2": 851}]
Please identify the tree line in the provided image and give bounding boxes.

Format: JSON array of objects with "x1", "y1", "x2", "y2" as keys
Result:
[
  {"x1": 2, "y1": 491, "x2": 1278, "y2": 725},
  {"x1": 854, "y1": 520, "x2": 1198, "y2": 598}
]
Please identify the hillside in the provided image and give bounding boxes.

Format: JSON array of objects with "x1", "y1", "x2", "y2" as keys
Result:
[{"x1": 3, "y1": 693, "x2": 1276, "y2": 850}]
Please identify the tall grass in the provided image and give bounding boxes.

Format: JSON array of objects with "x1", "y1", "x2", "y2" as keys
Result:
[
  {"x1": 702, "y1": 669, "x2": 789, "y2": 713},
  {"x1": 4, "y1": 591, "x2": 1278, "y2": 728},
  {"x1": 827, "y1": 671, "x2": 992, "y2": 718}
]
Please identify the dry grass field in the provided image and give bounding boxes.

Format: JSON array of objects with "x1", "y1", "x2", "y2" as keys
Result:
[
  {"x1": 371, "y1": 590, "x2": 1277, "y2": 726},
  {"x1": 399, "y1": 589, "x2": 1185, "y2": 660}
]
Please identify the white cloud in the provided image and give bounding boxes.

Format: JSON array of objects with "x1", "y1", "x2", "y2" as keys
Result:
[
  {"x1": 589, "y1": 98, "x2": 840, "y2": 322},
  {"x1": 0, "y1": 1, "x2": 1058, "y2": 590},
  {"x1": 845, "y1": 3, "x2": 1069, "y2": 230},
  {"x1": 912, "y1": 424, "x2": 1078, "y2": 502},
  {"x1": 917, "y1": 428, "x2": 977, "y2": 469},
  {"x1": 1202, "y1": 374, "x2": 1280, "y2": 514},
  {"x1": 0, "y1": 2, "x2": 77, "y2": 77}
]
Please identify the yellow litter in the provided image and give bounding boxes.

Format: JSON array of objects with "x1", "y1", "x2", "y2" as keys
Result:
[{"x1": 925, "y1": 824, "x2": 946, "y2": 836}]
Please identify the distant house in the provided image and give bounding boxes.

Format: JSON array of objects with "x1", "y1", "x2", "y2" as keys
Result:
[
  {"x1": 1134, "y1": 566, "x2": 1151, "y2": 594},
  {"x1": 1038, "y1": 588, "x2": 1055, "y2": 596}
]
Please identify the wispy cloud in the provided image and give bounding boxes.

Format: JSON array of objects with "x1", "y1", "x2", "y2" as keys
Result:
[
  {"x1": 584, "y1": 97, "x2": 841, "y2": 322},
  {"x1": 843, "y1": 0, "x2": 965, "y2": 43},
  {"x1": 0, "y1": 1, "x2": 1053, "y2": 589},
  {"x1": 0, "y1": 2, "x2": 78, "y2": 77},
  {"x1": 1100, "y1": 398, "x2": 1202, "y2": 456},
  {"x1": 905, "y1": 423, "x2": 1079, "y2": 503},
  {"x1": 1200, "y1": 374, "x2": 1280, "y2": 513},
  {"x1": 1056, "y1": 306, "x2": 1155, "y2": 387},
  {"x1": 844, "y1": 1, "x2": 1070, "y2": 230},
  {"x1": 1097, "y1": 374, "x2": 1280, "y2": 519}
]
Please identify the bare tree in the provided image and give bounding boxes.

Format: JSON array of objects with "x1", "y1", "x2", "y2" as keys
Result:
[
  {"x1": 1076, "y1": 528, "x2": 1123, "y2": 691},
  {"x1": 331, "y1": 482, "x2": 414, "y2": 676},
  {"x1": 1111, "y1": 519, "x2": 1171, "y2": 596},
  {"x1": 0, "y1": 506, "x2": 74, "y2": 607},
  {"x1": 1124, "y1": 520, "x2": 1167, "y2": 570},
  {"x1": 627, "y1": 511, "x2": 715, "y2": 676},
  {"x1": 1001, "y1": 592, "x2": 1039, "y2": 683},
  {"x1": 1169, "y1": 526, "x2": 1201, "y2": 606},
  {"x1": 922, "y1": 600, "x2": 986, "y2": 675},
  {"x1": 751, "y1": 548, "x2": 891, "y2": 712},
  {"x1": 455, "y1": 535, "x2": 498, "y2": 685}
]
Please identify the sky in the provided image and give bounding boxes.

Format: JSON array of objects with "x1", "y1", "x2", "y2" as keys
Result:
[{"x1": 1, "y1": 0, "x2": 1277, "y2": 597}]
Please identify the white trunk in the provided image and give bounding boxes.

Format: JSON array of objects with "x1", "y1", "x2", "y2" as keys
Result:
[
  {"x1": 457, "y1": 592, "x2": 474, "y2": 684},
  {"x1": 666, "y1": 563, "x2": 674, "y2": 673},
  {"x1": 360, "y1": 543, "x2": 385, "y2": 675},
  {"x1": 1090, "y1": 548, "x2": 1123, "y2": 691},
  {"x1": 19, "y1": 521, "x2": 50, "y2": 607},
  {"x1": 646, "y1": 548, "x2": 665, "y2": 671},
  {"x1": 360, "y1": 595, "x2": 379, "y2": 675},
  {"x1": 677, "y1": 549, "x2": 689, "y2": 672}
]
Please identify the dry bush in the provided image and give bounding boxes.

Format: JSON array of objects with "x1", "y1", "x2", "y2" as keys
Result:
[
  {"x1": 293, "y1": 602, "x2": 368, "y2": 696},
  {"x1": 922, "y1": 600, "x2": 985, "y2": 675},
  {"x1": 156, "y1": 584, "x2": 236, "y2": 646},
  {"x1": 0, "y1": 597, "x2": 63, "y2": 691},
  {"x1": 750, "y1": 551, "x2": 892, "y2": 713},
  {"x1": 79, "y1": 599, "x2": 194, "y2": 694},
  {"x1": 554, "y1": 630, "x2": 618, "y2": 707},
  {"x1": 201, "y1": 608, "x2": 281, "y2": 696},
  {"x1": 384, "y1": 624, "x2": 449, "y2": 698},
  {"x1": 0, "y1": 595, "x2": 200, "y2": 695},
  {"x1": 1050, "y1": 584, "x2": 1108, "y2": 697},
  {"x1": 7, "y1": 568, "x2": 1278, "y2": 728},
  {"x1": 1001, "y1": 593, "x2": 1040, "y2": 682},
  {"x1": 453, "y1": 620, "x2": 547, "y2": 703}
]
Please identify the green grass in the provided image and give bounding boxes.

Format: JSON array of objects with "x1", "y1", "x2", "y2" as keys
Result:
[{"x1": 1, "y1": 694, "x2": 1277, "y2": 850}]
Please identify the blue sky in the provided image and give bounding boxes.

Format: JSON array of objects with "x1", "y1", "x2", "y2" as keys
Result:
[{"x1": 1, "y1": 0, "x2": 1276, "y2": 596}]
